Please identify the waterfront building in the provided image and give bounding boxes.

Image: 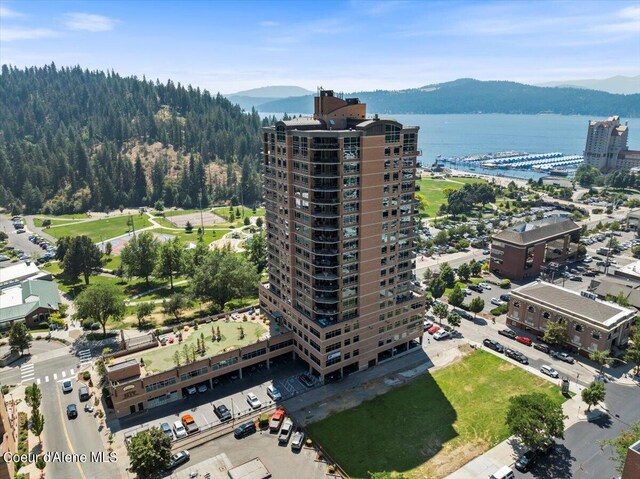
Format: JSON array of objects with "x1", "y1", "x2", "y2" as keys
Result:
[
  {"x1": 490, "y1": 216, "x2": 581, "y2": 280},
  {"x1": 103, "y1": 89, "x2": 426, "y2": 417},
  {"x1": 584, "y1": 115, "x2": 640, "y2": 171},
  {"x1": 259, "y1": 88, "x2": 426, "y2": 381}
]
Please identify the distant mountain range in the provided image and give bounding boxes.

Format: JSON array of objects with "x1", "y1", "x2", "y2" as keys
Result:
[
  {"x1": 225, "y1": 85, "x2": 313, "y2": 111},
  {"x1": 536, "y1": 75, "x2": 640, "y2": 95},
  {"x1": 249, "y1": 79, "x2": 640, "y2": 117}
]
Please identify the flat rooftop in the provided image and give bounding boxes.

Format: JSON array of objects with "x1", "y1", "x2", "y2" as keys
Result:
[
  {"x1": 513, "y1": 281, "x2": 635, "y2": 327},
  {"x1": 493, "y1": 215, "x2": 579, "y2": 245}
]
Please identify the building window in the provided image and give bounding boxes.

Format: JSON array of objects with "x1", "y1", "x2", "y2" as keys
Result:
[
  {"x1": 385, "y1": 124, "x2": 400, "y2": 143},
  {"x1": 543, "y1": 312, "x2": 551, "y2": 319},
  {"x1": 180, "y1": 367, "x2": 208, "y2": 382},
  {"x1": 241, "y1": 348, "x2": 267, "y2": 360},
  {"x1": 592, "y1": 331, "x2": 601, "y2": 340},
  {"x1": 211, "y1": 357, "x2": 239, "y2": 370},
  {"x1": 145, "y1": 377, "x2": 177, "y2": 393},
  {"x1": 575, "y1": 324, "x2": 584, "y2": 332}
]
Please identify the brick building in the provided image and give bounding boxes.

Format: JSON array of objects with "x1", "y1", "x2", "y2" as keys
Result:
[
  {"x1": 490, "y1": 216, "x2": 581, "y2": 280},
  {"x1": 508, "y1": 281, "x2": 635, "y2": 355}
]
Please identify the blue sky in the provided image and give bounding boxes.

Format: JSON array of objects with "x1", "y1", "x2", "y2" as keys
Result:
[{"x1": 1, "y1": 0, "x2": 639, "y2": 94}]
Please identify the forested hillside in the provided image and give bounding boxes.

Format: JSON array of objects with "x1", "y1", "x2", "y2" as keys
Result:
[
  {"x1": 258, "y1": 78, "x2": 640, "y2": 116},
  {"x1": 0, "y1": 64, "x2": 266, "y2": 214}
]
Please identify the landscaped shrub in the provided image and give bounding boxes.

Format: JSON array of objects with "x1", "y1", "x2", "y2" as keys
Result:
[
  {"x1": 1, "y1": 385, "x2": 9, "y2": 395},
  {"x1": 83, "y1": 371, "x2": 91, "y2": 381},
  {"x1": 82, "y1": 319, "x2": 94, "y2": 330},
  {"x1": 90, "y1": 322, "x2": 101, "y2": 331},
  {"x1": 499, "y1": 279, "x2": 511, "y2": 288}
]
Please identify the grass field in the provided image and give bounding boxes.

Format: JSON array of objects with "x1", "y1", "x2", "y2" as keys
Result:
[
  {"x1": 212, "y1": 206, "x2": 266, "y2": 227},
  {"x1": 307, "y1": 349, "x2": 565, "y2": 479},
  {"x1": 46, "y1": 215, "x2": 153, "y2": 242},
  {"x1": 416, "y1": 177, "x2": 487, "y2": 218},
  {"x1": 102, "y1": 255, "x2": 122, "y2": 271},
  {"x1": 163, "y1": 209, "x2": 202, "y2": 218},
  {"x1": 138, "y1": 320, "x2": 267, "y2": 373},
  {"x1": 155, "y1": 227, "x2": 228, "y2": 243}
]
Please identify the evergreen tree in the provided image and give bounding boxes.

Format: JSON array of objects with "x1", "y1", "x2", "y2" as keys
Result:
[
  {"x1": 9, "y1": 322, "x2": 33, "y2": 356},
  {"x1": 62, "y1": 235, "x2": 103, "y2": 285},
  {"x1": 133, "y1": 156, "x2": 148, "y2": 205}
]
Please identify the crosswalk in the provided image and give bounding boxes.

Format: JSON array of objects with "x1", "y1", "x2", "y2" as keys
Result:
[
  {"x1": 35, "y1": 368, "x2": 76, "y2": 385},
  {"x1": 78, "y1": 349, "x2": 92, "y2": 364},
  {"x1": 20, "y1": 364, "x2": 35, "y2": 383}
]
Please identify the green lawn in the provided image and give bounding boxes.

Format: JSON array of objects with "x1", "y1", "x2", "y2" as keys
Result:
[
  {"x1": 138, "y1": 320, "x2": 267, "y2": 373},
  {"x1": 416, "y1": 177, "x2": 487, "y2": 218},
  {"x1": 102, "y1": 255, "x2": 122, "y2": 271},
  {"x1": 307, "y1": 350, "x2": 565, "y2": 479},
  {"x1": 443, "y1": 278, "x2": 482, "y2": 297},
  {"x1": 46, "y1": 215, "x2": 153, "y2": 242},
  {"x1": 212, "y1": 206, "x2": 265, "y2": 227}
]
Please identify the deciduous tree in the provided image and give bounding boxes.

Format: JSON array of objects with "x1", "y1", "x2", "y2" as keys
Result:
[
  {"x1": 543, "y1": 320, "x2": 568, "y2": 348},
  {"x1": 602, "y1": 421, "x2": 640, "y2": 473},
  {"x1": 75, "y1": 284, "x2": 125, "y2": 338},
  {"x1": 25, "y1": 383, "x2": 42, "y2": 410},
  {"x1": 448, "y1": 285, "x2": 464, "y2": 308},
  {"x1": 155, "y1": 237, "x2": 186, "y2": 289},
  {"x1": 136, "y1": 302, "x2": 155, "y2": 328},
  {"x1": 506, "y1": 393, "x2": 567, "y2": 451},
  {"x1": 121, "y1": 231, "x2": 158, "y2": 286},
  {"x1": 581, "y1": 381, "x2": 606, "y2": 412},
  {"x1": 429, "y1": 277, "x2": 446, "y2": 301},
  {"x1": 128, "y1": 427, "x2": 172, "y2": 478},
  {"x1": 469, "y1": 297, "x2": 484, "y2": 318},
  {"x1": 457, "y1": 263, "x2": 471, "y2": 282},
  {"x1": 30, "y1": 408, "x2": 45, "y2": 443}
]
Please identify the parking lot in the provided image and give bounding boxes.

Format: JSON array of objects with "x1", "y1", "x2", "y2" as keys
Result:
[
  {"x1": 116, "y1": 356, "x2": 312, "y2": 438},
  {"x1": 172, "y1": 420, "x2": 326, "y2": 479}
]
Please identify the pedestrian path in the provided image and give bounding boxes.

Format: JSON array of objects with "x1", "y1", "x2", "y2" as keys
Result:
[
  {"x1": 20, "y1": 363, "x2": 35, "y2": 383},
  {"x1": 34, "y1": 367, "x2": 76, "y2": 385},
  {"x1": 78, "y1": 349, "x2": 92, "y2": 364}
]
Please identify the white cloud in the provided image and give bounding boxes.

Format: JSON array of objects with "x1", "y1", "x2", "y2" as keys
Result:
[
  {"x1": 0, "y1": 27, "x2": 60, "y2": 42},
  {"x1": 63, "y1": 13, "x2": 118, "y2": 32},
  {"x1": 0, "y1": 5, "x2": 24, "y2": 18}
]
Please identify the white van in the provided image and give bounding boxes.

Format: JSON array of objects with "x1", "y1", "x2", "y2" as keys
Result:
[
  {"x1": 489, "y1": 466, "x2": 514, "y2": 479},
  {"x1": 540, "y1": 365, "x2": 559, "y2": 378}
]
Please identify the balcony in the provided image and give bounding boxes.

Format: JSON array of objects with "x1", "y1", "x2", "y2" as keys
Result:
[
  {"x1": 313, "y1": 279, "x2": 339, "y2": 291},
  {"x1": 312, "y1": 218, "x2": 339, "y2": 230},
  {"x1": 310, "y1": 192, "x2": 339, "y2": 205},
  {"x1": 311, "y1": 179, "x2": 340, "y2": 192},
  {"x1": 314, "y1": 292, "x2": 339, "y2": 304},
  {"x1": 313, "y1": 268, "x2": 338, "y2": 280},
  {"x1": 310, "y1": 166, "x2": 339, "y2": 177},
  {"x1": 310, "y1": 140, "x2": 340, "y2": 150},
  {"x1": 313, "y1": 256, "x2": 338, "y2": 267},
  {"x1": 312, "y1": 206, "x2": 339, "y2": 217},
  {"x1": 313, "y1": 246, "x2": 339, "y2": 255},
  {"x1": 313, "y1": 232, "x2": 339, "y2": 243}
]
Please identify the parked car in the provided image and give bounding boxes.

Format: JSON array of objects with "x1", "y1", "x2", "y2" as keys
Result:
[
  {"x1": 291, "y1": 430, "x2": 305, "y2": 451},
  {"x1": 483, "y1": 338, "x2": 504, "y2": 353},
  {"x1": 66, "y1": 404, "x2": 78, "y2": 419},
  {"x1": 186, "y1": 385, "x2": 197, "y2": 395},
  {"x1": 173, "y1": 420, "x2": 188, "y2": 439},
  {"x1": 181, "y1": 414, "x2": 199, "y2": 434},
  {"x1": 515, "y1": 336, "x2": 532, "y2": 346},
  {"x1": 433, "y1": 330, "x2": 450, "y2": 341},
  {"x1": 298, "y1": 374, "x2": 314, "y2": 388},
  {"x1": 498, "y1": 329, "x2": 517, "y2": 340},
  {"x1": 267, "y1": 385, "x2": 282, "y2": 401},
  {"x1": 246, "y1": 392, "x2": 262, "y2": 409},
  {"x1": 515, "y1": 449, "x2": 540, "y2": 473},
  {"x1": 583, "y1": 271, "x2": 597, "y2": 277},
  {"x1": 499, "y1": 293, "x2": 511, "y2": 302},
  {"x1": 491, "y1": 298, "x2": 505, "y2": 306},
  {"x1": 278, "y1": 418, "x2": 294, "y2": 444},
  {"x1": 552, "y1": 351, "x2": 575, "y2": 364},
  {"x1": 533, "y1": 343, "x2": 550, "y2": 354},
  {"x1": 423, "y1": 319, "x2": 433, "y2": 331},
  {"x1": 478, "y1": 282, "x2": 492, "y2": 290},
  {"x1": 428, "y1": 325, "x2": 441, "y2": 335},
  {"x1": 196, "y1": 383, "x2": 208, "y2": 393},
  {"x1": 160, "y1": 422, "x2": 174, "y2": 440},
  {"x1": 269, "y1": 407, "x2": 286, "y2": 432},
  {"x1": 468, "y1": 284, "x2": 483, "y2": 293},
  {"x1": 214, "y1": 404, "x2": 232, "y2": 422},
  {"x1": 505, "y1": 348, "x2": 528, "y2": 364},
  {"x1": 61, "y1": 380, "x2": 73, "y2": 393},
  {"x1": 540, "y1": 365, "x2": 559, "y2": 378},
  {"x1": 569, "y1": 275, "x2": 582, "y2": 282},
  {"x1": 166, "y1": 450, "x2": 190, "y2": 470},
  {"x1": 463, "y1": 288, "x2": 472, "y2": 296}
]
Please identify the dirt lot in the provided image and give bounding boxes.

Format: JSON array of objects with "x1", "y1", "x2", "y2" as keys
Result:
[{"x1": 166, "y1": 210, "x2": 226, "y2": 227}]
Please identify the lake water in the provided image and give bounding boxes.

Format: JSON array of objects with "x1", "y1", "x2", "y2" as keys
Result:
[{"x1": 261, "y1": 113, "x2": 640, "y2": 179}]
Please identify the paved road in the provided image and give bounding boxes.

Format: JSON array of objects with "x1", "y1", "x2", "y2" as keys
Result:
[
  {"x1": 513, "y1": 381, "x2": 640, "y2": 479},
  {"x1": 0, "y1": 341, "x2": 117, "y2": 479}
]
